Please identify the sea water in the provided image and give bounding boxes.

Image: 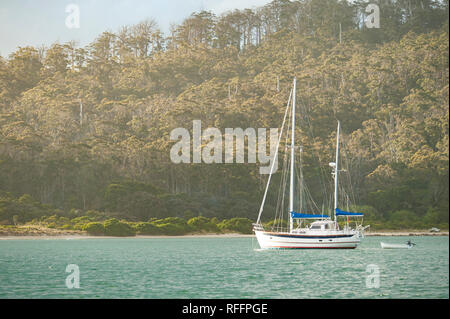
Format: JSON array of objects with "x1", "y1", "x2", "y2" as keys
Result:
[{"x1": 0, "y1": 236, "x2": 448, "y2": 298}]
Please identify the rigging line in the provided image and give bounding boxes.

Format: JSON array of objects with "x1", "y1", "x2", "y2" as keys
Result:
[
  {"x1": 340, "y1": 132, "x2": 358, "y2": 206},
  {"x1": 274, "y1": 143, "x2": 289, "y2": 230},
  {"x1": 273, "y1": 160, "x2": 284, "y2": 228},
  {"x1": 269, "y1": 109, "x2": 290, "y2": 229},
  {"x1": 274, "y1": 99, "x2": 292, "y2": 230},
  {"x1": 331, "y1": 125, "x2": 357, "y2": 211},
  {"x1": 295, "y1": 158, "x2": 321, "y2": 214},
  {"x1": 256, "y1": 88, "x2": 293, "y2": 224},
  {"x1": 282, "y1": 147, "x2": 292, "y2": 229},
  {"x1": 295, "y1": 152, "x2": 306, "y2": 213},
  {"x1": 277, "y1": 119, "x2": 292, "y2": 231},
  {"x1": 274, "y1": 120, "x2": 289, "y2": 227},
  {"x1": 276, "y1": 147, "x2": 289, "y2": 231},
  {"x1": 304, "y1": 180, "x2": 322, "y2": 213},
  {"x1": 297, "y1": 145, "x2": 305, "y2": 215},
  {"x1": 294, "y1": 155, "x2": 303, "y2": 213},
  {"x1": 294, "y1": 160, "x2": 304, "y2": 213},
  {"x1": 297, "y1": 98, "x2": 331, "y2": 206},
  {"x1": 328, "y1": 193, "x2": 333, "y2": 216},
  {"x1": 279, "y1": 107, "x2": 293, "y2": 231}
]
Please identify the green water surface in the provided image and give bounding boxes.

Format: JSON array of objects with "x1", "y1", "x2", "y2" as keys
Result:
[{"x1": 0, "y1": 236, "x2": 448, "y2": 298}]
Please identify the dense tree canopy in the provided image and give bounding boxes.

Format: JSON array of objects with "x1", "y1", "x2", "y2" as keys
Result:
[{"x1": 0, "y1": 0, "x2": 448, "y2": 230}]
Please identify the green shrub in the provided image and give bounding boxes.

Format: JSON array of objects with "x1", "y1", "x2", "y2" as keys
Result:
[
  {"x1": 73, "y1": 223, "x2": 86, "y2": 230},
  {"x1": 183, "y1": 210, "x2": 195, "y2": 220},
  {"x1": 423, "y1": 207, "x2": 449, "y2": 227},
  {"x1": 218, "y1": 218, "x2": 253, "y2": 234},
  {"x1": 153, "y1": 217, "x2": 187, "y2": 226},
  {"x1": 58, "y1": 217, "x2": 70, "y2": 225},
  {"x1": 187, "y1": 216, "x2": 219, "y2": 233},
  {"x1": 104, "y1": 218, "x2": 135, "y2": 237},
  {"x1": 263, "y1": 219, "x2": 288, "y2": 230},
  {"x1": 388, "y1": 210, "x2": 421, "y2": 229},
  {"x1": 156, "y1": 223, "x2": 189, "y2": 235},
  {"x1": 134, "y1": 222, "x2": 161, "y2": 235},
  {"x1": 71, "y1": 216, "x2": 92, "y2": 224},
  {"x1": 68, "y1": 209, "x2": 82, "y2": 219},
  {"x1": 44, "y1": 215, "x2": 58, "y2": 224},
  {"x1": 85, "y1": 210, "x2": 103, "y2": 220},
  {"x1": 151, "y1": 217, "x2": 192, "y2": 235},
  {"x1": 82, "y1": 222, "x2": 105, "y2": 235}
]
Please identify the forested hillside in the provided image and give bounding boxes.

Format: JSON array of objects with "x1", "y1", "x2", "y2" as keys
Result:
[{"x1": 0, "y1": 0, "x2": 448, "y2": 231}]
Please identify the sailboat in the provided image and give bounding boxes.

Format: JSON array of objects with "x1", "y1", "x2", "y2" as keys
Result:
[{"x1": 253, "y1": 78, "x2": 367, "y2": 249}]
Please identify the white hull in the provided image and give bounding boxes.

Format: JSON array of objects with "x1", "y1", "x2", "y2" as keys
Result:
[
  {"x1": 380, "y1": 242, "x2": 413, "y2": 249},
  {"x1": 255, "y1": 230, "x2": 361, "y2": 249}
]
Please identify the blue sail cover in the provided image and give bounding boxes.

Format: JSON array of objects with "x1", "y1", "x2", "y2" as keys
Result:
[
  {"x1": 335, "y1": 208, "x2": 363, "y2": 217},
  {"x1": 290, "y1": 212, "x2": 330, "y2": 219}
]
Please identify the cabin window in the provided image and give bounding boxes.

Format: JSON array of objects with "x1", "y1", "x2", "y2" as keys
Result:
[{"x1": 310, "y1": 225, "x2": 321, "y2": 229}]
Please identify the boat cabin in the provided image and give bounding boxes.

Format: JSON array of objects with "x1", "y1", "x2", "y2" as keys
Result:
[{"x1": 309, "y1": 220, "x2": 337, "y2": 231}]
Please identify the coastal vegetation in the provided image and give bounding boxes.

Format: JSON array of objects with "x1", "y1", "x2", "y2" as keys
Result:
[
  {"x1": 0, "y1": 208, "x2": 254, "y2": 236},
  {"x1": 0, "y1": 0, "x2": 448, "y2": 235}
]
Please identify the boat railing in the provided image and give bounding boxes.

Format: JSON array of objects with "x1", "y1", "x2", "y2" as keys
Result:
[
  {"x1": 252, "y1": 223, "x2": 265, "y2": 231},
  {"x1": 253, "y1": 224, "x2": 289, "y2": 233},
  {"x1": 269, "y1": 226, "x2": 289, "y2": 233}
]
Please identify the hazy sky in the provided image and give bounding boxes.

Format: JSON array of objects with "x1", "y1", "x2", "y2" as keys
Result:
[{"x1": 0, "y1": 0, "x2": 271, "y2": 57}]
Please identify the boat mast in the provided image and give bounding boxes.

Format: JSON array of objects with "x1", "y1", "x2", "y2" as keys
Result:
[
  {"x1": 289, "y1": 78, "x2": 297, "y2": 233},
  {"x1": 255, "y1": 89, "x2": 292, "y2": 225},
  {"x1": 333, "y1": 121, "x2": 340, "y2": 222},
  {"x1": 299, "y1": 145, "x2": 303, "y2": 215}
]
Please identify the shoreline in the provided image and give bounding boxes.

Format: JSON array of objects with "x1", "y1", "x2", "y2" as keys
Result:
[
  {"x1": 0, "y1": 233, "x2": 255, "y2": 240},
  {"x1": 0, "y1": 231, "x2": 447, "y2": 240},
  {"x1": 365, "y1": 231, "x2": 448, "y2": 236}
]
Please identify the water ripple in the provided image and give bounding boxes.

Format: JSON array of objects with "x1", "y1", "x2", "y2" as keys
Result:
[{"x1": 0, "y1": 236, "x2": 448, "y2": 298}]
